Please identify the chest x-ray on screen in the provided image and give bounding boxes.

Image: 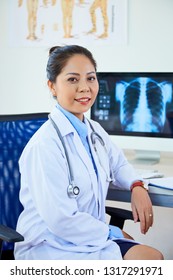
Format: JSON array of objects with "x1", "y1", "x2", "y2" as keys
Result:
[
  {"x1": 91, "y1": 73, "x2": 173, "y2": 163},
  {"x1": 116, "y1": 77, "x2": 172, "y2": 133},
  {"x1": 92, "y1": 73, "x2": 173, "y2": 138}
]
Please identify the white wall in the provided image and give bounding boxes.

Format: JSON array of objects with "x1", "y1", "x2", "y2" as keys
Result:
[
  {"x1": 1, "y1": 0, "x2": 173, "y2": 114},
  {"x1": 0, "y1": 0, "x2": 173, "y2": 259}
]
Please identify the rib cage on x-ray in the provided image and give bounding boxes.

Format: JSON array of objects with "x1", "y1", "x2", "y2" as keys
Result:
[{"x1": 116, "y1": 78, "x2": 172, "y2": 132}]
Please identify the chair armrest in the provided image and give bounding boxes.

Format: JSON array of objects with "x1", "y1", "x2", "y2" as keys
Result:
[
  {"x1": 0, "y1": 225, "x2": 24, "y2": 243},
  {"x1": 106, "y1": 206, "x2": 134, "y2": 229}
]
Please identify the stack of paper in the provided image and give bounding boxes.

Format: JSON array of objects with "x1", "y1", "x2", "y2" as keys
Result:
[
  {"x1": 148, "y1": 177, "x2": 173, "y2": 194},
  {"x1": 149, "y1": 177, "x2": 173, "y2": 190}
]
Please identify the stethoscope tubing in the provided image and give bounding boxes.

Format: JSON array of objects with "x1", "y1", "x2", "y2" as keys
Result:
[
  {"x1": 48, "y1": 114, "x2": 79, "y2": 197},
  {"x1": 49, "y1": 114, "x2": 107, "y2": 198}
]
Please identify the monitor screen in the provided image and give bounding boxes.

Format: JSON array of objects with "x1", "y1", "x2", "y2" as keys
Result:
[{"x1": 91, "y1": 72, "x2": 173, "y2": 164}]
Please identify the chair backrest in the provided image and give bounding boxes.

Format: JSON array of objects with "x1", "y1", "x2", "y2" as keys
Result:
[{"x1": 0, "y1": 113, "x2": 49, "y2": 254}]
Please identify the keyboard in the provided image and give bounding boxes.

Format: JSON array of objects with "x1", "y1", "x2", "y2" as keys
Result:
[{"x1": 135, "y1": 168, "x2": 164, "y2": 179}]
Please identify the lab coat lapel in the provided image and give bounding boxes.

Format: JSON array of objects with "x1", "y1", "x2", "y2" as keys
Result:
[
  {"x1": 72, "y1": 132, "x2": 99, "y2": 203},
  {"x1": 50, "y1": 107, "x2": 74, "y2": 137},
  {"x1": 86, "y1": 119, "x2": 108, "y2": 220},
  {"x1": 51, "y1": 107, "x2": 94, "y2": 174},
  {"x1": 50, "y1": 107, "x2": 99, "y2": 205}
]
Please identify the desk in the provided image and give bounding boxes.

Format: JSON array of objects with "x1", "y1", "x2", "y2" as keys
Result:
[
  {"x1": 107, "y1": 187, "x2": 173, "y2": 208},
  {"x1": 107, "y1": 150, "x2": 173, "y2": 208}
]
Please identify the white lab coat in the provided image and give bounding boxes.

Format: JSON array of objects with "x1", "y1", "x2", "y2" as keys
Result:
[{"x1": 14, "y1": 107, "x2": 140, "y2": 260}]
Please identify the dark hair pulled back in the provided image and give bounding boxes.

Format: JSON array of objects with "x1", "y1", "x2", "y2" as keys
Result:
[{"x1": 46, "y1": 45, "x2": 97, "y2": 82}]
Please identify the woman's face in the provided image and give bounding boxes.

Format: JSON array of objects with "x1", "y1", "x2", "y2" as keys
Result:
[{"x1": 48, "y1": 54, "x2": 99, "y2": 121}]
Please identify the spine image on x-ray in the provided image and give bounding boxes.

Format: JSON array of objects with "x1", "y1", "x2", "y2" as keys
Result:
[{"x1": 116, "y1": 78, "x2": 172, "y2": 132}]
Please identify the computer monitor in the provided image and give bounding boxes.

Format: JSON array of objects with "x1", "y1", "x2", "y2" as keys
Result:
[{"x1": 91, "y1": 72, "x2": 173, "y2": 164}]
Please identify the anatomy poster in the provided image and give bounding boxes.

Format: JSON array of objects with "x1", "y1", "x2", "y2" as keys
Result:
[{"x1": 9, "y1": 0, "x2": 128, "y2": 47}]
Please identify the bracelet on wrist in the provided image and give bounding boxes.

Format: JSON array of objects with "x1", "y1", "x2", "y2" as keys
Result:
[{"x1": 130, "y1": 180, "x2": 149, "y2": 192}]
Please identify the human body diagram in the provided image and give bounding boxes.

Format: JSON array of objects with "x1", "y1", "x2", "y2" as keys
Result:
[
  {"x1": 15, "y1": 0, "x2": 127, "y2": 45},
  {"x1": 87, "y1": 0, "x2": 108, "y2": 38},
  {"x1": 17, "y1": 0, "x2": 109, "y2": 40},
  {"x1": 18, "y1": 0, "x2": 39, "y2": 40}
]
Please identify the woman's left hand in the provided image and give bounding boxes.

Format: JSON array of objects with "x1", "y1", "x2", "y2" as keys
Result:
[{"x1": 131, "y1": 187, "x2": 153, "y2": 234}]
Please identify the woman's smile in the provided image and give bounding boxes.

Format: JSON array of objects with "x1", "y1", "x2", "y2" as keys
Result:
[{"x1": 75, "y1": 97, "x2": 91, "y2": 105}]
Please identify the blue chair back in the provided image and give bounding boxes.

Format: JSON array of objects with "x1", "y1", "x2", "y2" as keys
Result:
[{"x1": 0, "y1": 113, "x2": 48, "y2": 253}]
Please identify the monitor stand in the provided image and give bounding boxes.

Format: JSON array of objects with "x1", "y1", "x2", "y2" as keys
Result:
[{"x1": 130, "y1": 150, "x2": 160, "y2": 165}]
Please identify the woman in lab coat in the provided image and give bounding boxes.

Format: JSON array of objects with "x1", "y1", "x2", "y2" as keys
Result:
[{"x1": 14, "y1": 45, "x2": 163, "y2": 260}]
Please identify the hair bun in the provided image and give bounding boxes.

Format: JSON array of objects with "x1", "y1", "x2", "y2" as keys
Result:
[{"x1": 49, "y1": 46, "x2": 60, "y2": 55}]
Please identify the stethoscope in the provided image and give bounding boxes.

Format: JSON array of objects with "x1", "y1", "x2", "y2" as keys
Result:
[{"x1": 49, "y1": 114, "x2": 110, "y2": 198}]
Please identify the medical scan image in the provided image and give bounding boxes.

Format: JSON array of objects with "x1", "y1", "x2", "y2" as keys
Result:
[{"x1": 116, "y1": 77, "x2": 172, "y2": 133}]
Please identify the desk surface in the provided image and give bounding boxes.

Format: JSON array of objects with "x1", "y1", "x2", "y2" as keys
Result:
[
  {"x1": 125, "y1": 150, "x2": 173, "y2": 177},
  {"x1": 107, "y1": 188, "x2": 173, "y2": 208},
  {"x1": 107, "y1": 150, "x2": 173, "y2": 208}
]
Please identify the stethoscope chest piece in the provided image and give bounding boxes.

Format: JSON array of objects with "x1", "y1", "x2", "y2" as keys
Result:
[{"x1": 67, "y1": 184, "x2": 80, "y2": 198}]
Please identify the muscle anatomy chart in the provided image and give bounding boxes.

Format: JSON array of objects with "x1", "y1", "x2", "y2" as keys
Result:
[{"x1": 9, "y1": 0, "x2": 127, "y2": 46}]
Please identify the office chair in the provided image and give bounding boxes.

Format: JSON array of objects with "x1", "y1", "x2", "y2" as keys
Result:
[
  {"x1": 0, "y1": 113, "x2": 49, "y2": 259},
  {"x1": 0, "y1": 113, "x2": 134, "y2": 260}
]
